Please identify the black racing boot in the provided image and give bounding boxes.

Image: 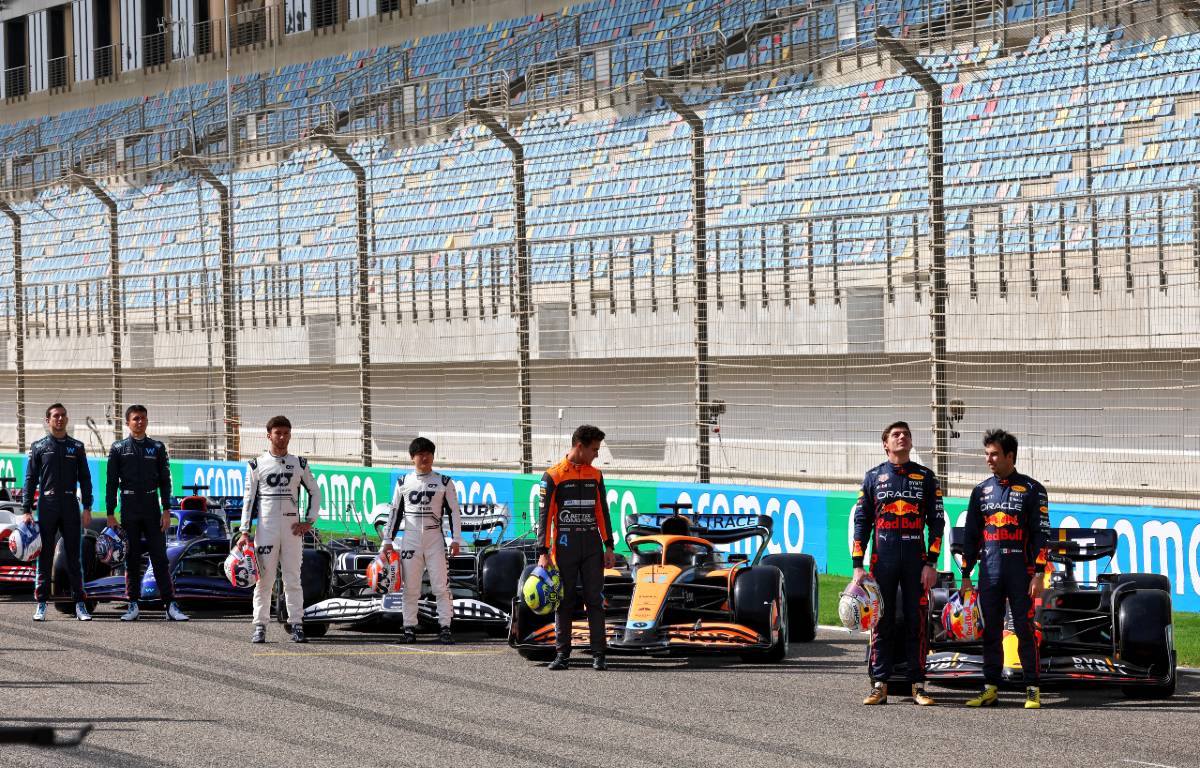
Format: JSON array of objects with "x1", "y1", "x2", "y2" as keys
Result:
[{"x1": 547, "y1": 654, "x2": 570, "y2": 671}]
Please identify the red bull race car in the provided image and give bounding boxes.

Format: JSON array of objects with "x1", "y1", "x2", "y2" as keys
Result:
[
  {"x1": 509, "y1": 503, "x2": 819, "y2": 661},
  {"x1": 925, "y1": 526, "x2": 1177, "y2": 697}
]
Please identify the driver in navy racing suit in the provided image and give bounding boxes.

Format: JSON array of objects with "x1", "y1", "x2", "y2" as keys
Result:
[
  {"x1": 850, "y1": 420, "x2": 945, "y2": 706},
  {"x1": 960, "y1": 429, "x2": 1050, "y2": 709}
]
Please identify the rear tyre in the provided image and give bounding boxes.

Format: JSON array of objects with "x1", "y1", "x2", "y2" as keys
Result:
[
  {"x1": 275, "y1": 550, "x2": 333, "y2": 631},
  {"x1": 1118, "y1": 588, "x2": 1176, "y2": 698},
  {"x1": 762, "y1": 553, "x2": 818, "y2": 642},
  {"x1": 734, "y1": 566, "x2": 788, "y2": 662},
  {"x1": 481, "y1": 549, "x2": 526, "y2": 610},
  {"x1": 1113, "y1": 573, "x2": 1172, "y2": 593},
  {"x1": 513, "y1": 564, "x2": 558, "y2": 661},
  {"x1": 52, "y1": 534, "x2": 98, "y2": 614}
]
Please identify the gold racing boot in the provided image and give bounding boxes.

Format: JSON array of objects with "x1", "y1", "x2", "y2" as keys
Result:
[
  {"x1": 862, "y1": 682, "x2": 888, "y2": 705},
  {"x1": 911, "y1": 684, "x2": 936, "y2": 706},
  {"x1": 965, "y1": 684, "x2": 999, "y2": 707},
  {"x1": 1024, "y1": 686, "x2": 1042, "y2": 709}
]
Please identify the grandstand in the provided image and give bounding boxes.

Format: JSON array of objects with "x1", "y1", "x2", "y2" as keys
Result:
[{"x1": 1, "y1": 0, "x2": 1199, "y2": 505}]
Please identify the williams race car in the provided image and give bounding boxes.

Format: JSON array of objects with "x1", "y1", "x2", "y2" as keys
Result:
[
  {"x1": 53, "y1": 485, "x2": 334, "y2": 628},
  {"x1": 924, "y1": 526, "x2": 1177, "y2": 697},
  {"x1": 302, "y1": 502, "x2": 531, "y2": 636},
  {"x1": 509, "y1": 503, "x2": 819, "y2": 661}
]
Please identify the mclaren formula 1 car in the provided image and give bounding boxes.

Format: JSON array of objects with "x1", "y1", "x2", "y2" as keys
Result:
[
  {"x1": 302, "y1": 503, "x2": 532, "y2": 636},
  {"x1": 924, "y1": 526, "x2": 1177, "y2": 697},
  {"x1": 53, "y1": 486, "x2": 333, "y2": 629},
  {"x1": 509, "y1": 503, "x2": 819, "y2": 661}
]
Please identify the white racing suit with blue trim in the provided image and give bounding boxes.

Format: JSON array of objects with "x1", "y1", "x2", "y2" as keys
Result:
[
  {"x1": 240, "y1": 451, "x2": 322, "y2": 627},
  {"x1": 383, "y1": 471, "x2": 462, "y2": 628}
]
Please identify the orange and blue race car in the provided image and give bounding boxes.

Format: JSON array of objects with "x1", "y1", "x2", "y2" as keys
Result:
[
  {"x1": 924, "y1": 527, "x2": 1177, "y2": 698},
  {"x1": 510, "y1": 503, "x2": 818, "y2": 662}
]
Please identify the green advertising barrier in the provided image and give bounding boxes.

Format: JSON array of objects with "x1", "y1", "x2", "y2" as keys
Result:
[{"x1": 7, "y1": 449, "x2": 1200, "y2": 611}]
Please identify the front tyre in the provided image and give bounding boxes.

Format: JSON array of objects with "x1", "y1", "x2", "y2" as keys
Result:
[
  {"x1": 762, "y1": 553, "x2": 818, "y2": 642},
  {"x1": 734, "y1": 566, "x2": 788, "y2": 663}
]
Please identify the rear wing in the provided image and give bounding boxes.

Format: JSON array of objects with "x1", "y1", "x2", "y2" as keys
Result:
[
  {"x1": 947, "y1": 526, "x2": 1117, "y2": 564},
  {"x1": 172, "y1": 488, "x2": 245, "y2": 526},
  {"x1": 625, "y1": 503, "x2": 774, "y2": 545},
  {"x1": 458, "y1": 503, "x2": 510, "y2": 534}
]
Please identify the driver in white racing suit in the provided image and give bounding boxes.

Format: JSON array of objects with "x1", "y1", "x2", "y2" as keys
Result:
[
  {"x1": 238, "y1": 415, "x2": 322, "y2": 644},
  {"x1": 381, "y1": 437, "x2": 462, "y2": 644}
]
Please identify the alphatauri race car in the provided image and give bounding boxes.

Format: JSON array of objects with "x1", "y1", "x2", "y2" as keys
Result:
[
  {"x1": 302, "y1": 503, "x2": 531, "y2": 636},
  {"x1": 58, "y1": 486, "x2": 333, "y2": 629},
  {"x1": 925, "y1": 526, "x2": 1177, "y2": 697},
  {"x1": 510, "y1": 503, "x2": 819, "y2": 661}
]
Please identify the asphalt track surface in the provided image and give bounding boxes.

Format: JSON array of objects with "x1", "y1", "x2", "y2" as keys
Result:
[{"x1": 0, "y1": 598, "x2": 1196, "y2": 768}]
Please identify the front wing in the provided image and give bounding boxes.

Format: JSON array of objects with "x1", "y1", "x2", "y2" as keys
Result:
[
  {"x1": 81, "y1": 575, "x2": 253, "y2": 603},
  {"x1": 513, "y1": 618, "x2": 774, "y2": 656},
  {"x1": 303, "y1": 595, "x2": 509, "y2": 627},
  {"x1": 926, "y1": 649, "x2": 1174, "y2": 688},
  {"x1": 0, "y1": 563, "x2": 35, "y2": 583}
]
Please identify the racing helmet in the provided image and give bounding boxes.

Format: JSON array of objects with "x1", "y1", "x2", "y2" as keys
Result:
[
  {"x1": 837, "y1": 577, "x2": 883, "y2": 632},
  {"x1": 367, "y1": 549, "x2": 402, "y2": 594},
  {"x1": 7, "y1": 521, "x2": 42, "y2": 562},
  {"x1": 522, "y1": 565, "x2": 562, "y2": 616},
  {"x1": 95, "y1": 526, "x2": 128, "y2": 566},
  {"x1": 942, "y1": 589, "x2": 984, "y2": 641},
  {"x1": 223, "y1": 541, "x2": 260, "y2": 588}
]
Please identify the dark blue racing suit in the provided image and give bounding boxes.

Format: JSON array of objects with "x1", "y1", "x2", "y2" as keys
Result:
[
  {"x1": 961, "y1": 472, "x2": 1049, "y2": 685},
  {"x1": 107, "y1": 436, "x2": 175, "y2": 603},
  {"x1": 852, "y1": 461, "x2": 945, "y2": 683},
  {"x1": 23, "y1": 435, "x2": 93, "y2": 602}
]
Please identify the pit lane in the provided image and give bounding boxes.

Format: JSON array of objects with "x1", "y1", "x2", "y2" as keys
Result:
[{"x1": 0, "y1": 599, "x2": 1196, "y2": 768}]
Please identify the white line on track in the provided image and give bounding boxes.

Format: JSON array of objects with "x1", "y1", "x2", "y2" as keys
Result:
[{"x1": 1121, "y1": 760, "x2": 1180, "y2": 768}]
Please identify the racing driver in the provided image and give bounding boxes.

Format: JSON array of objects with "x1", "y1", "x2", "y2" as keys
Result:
[
  {"x1": 106, "y1": 404, "x2": 188, "y2": 622},
  {"x1": 23, "y1": 403, "x2": 94, "y2": 622},
  {"x1": 850, "y1": 420, "x2": 945, "y2": 705},
  {"x1": 960, "y1": 429, "x2": 1050, "y2": 709},
  {"x1": 380, "y1": 437, "x2": 463, "y2": 644},
  {"x1": 536, "y1": 424, "x2": 616, "y2": 671},
  {"x1": 238, "y1": 415, "x2": 322, "y2": 643}
]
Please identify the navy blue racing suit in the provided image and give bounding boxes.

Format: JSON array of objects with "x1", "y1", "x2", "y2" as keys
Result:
[
  {"x1": 107, "y1": 436, "x2": 175, "y2": 603},
  {"x1": 852, "y1": 461, "x2": 945, "y2": 683},
  {"x1": 23, "y1": 435, "x2": 93, "y2": 602},
  {"x1": 961, "y1": 472, "x2": 1049, "y2": 685}
]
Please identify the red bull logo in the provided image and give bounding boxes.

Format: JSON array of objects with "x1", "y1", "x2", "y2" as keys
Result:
[
  {"x1": 878, "y1": 500, "x2": 923, "y2": 530},
  {"x1": 985, "y1": 511, "x2": 1018, "y2": 528},
  {"x1": 884, "y1": 500, "x2": 919, "y2": 516}
]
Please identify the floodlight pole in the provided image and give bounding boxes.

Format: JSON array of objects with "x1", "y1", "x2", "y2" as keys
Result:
[
  {"x1": 644, "y1": 70, "x2": 711, "y2": 484},
  {"x1": 0, "y1": 201, "x2": 26, "y2": 449},
  {"x1": 876, "y1": 28, "x2": 950, "y2": 492},
  {"x1": 70, "y1": 172, "x2": 123, "y2": 443},
  {"x1": 179, "y1": 155, "x2": 240, "y2": 460},
  {"x1": 313, "y1": 131, "x2": 373, "y2": 466},
  {"x1": 468, "y1": 100, "x2": 533, "y2": 474}
]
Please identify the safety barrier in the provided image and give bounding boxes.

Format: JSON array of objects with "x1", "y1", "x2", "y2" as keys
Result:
[{"x1": 4, "y1": 451, "x2": 1197, "y2": 611}]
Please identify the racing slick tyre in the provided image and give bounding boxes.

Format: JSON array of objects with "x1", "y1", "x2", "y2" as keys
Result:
[
  {"x1": 514, "y1": 564, "x2": 558, "y2": 661},
  {"x1": 733, "y1": 566, "x2": 788, "y2": 663},
  {"x1": 51, "y1": 533, "x2": 99, "y2": 615},
  {"x1": 481, "y1": 549, "x2": 526, "y2": 638},
  {"x1": 275, "y1": 549, "x2": 333, "y2": 636},
  {"x1": 762, "y1": 553, "x2": 818, "y2": 642},
  {"x1": 1112, "y1": 573, "x2": 1172, "y2": 593},
  {"x1": 1117, "y1": 588, "x2": 1176, "y2": 699}
]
